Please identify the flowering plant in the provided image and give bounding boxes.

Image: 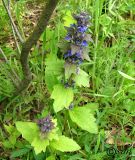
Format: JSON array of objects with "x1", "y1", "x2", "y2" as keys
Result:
[
  {"x1": 16, "y1": 114, "x2": 80, "y2": 154},
  {"x1": 15, "y1": 12, "x2": 98, "y2": 156},
  {"x1": 64, "y1": 12, "x2": 93, "y2": 64},
  {"x1": 50, "y1": 12, "x2": 98, "y2": 136},
  {"x1": 62, "y1": 12, "x2": 93, "y2": 88}
]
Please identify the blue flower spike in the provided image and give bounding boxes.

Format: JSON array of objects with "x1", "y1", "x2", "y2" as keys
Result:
[
  {"x1": 64, "y1": 12, "x2": 91, "y2": 65},
  {"x1": 63, "y1": 12, "x2": 92, "y2": 86}
]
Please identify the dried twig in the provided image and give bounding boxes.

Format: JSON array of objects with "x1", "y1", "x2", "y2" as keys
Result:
[
  {"x1": 2, "y1": 0, "x2": 24, "y2": 43},
  {"x1": 0, "y1": 47, "x2": 8, "y2": 62},
  {"x1": 7, "y1": 0, "x2": 21, "y2": 54},
  {"x1": 0, "y1": 47, "x2": 21, "y2": 87}
]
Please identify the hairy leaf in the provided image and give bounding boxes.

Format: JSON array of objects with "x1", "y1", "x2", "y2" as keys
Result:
[
  {"x1": 69, "y1": 107, "x2": 98, "y2": 134},
  {"x1": 16, "y1": 122, "x2": 39, "y2": 143},
  {"x1": 45, "y1": 54, "x2": 64, "y2": 92},
  {"x1": 51, "y1": 84, "x2": 74, "y2": 112},
  {"x1": 10, "y1": 148, "x2": 31, "y2": 158},
  {"x1": 63, "y1": 11, "x2": 76, "y2": 27},
  {"x1": 83, "y1": 34, "x2": 93, "y2": 42},
  {"x1": 73, "y1": 69, "x2": 89, "y2": 87},
  {"x1": 65, "y1": 62, "x2": 77, "y2": 79},
  {"x1": 58, "y1": 40, "x2": 70, "y2": 53},
  {"x1": 118, "y1": 70, "x2": 135, "y2": 81},
  {"x1": 50, "y1": 136, "x2": 80, "y2": 152},
  {"x1": 46, "y1": 156, "x2": 56, "y2": 160},
  {"x1": 31, "y1": 136, "x2": 49, "y2": 155},
  {"x1": 71, "y1": 44, "x2": 80, "y2": 55},
  {"x1": 83, "y1": 103, "x2": 99, "y2": 114},
  {"x1": 82, "y1": 48, "x2": 90, "y2": 61}
]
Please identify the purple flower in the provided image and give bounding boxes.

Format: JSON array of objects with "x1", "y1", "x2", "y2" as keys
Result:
[
  {"x1": 65, "y1": 34, "x2": 72, "y2": 41},
  {"x1": 68, "y1": 50, "x2": 72, "y2": 55},
  {"x1": 64, "y1": 53, "x2": 69, "y2": 58},
  {"x1": 64, "y1": 50, "x2": 72, "y2": 58},
  {"x1": 69, "y1": 103, "x2": 74, "y2": 110},
  {"x1": 38, "y1": 115, "x2": 54, "y2": 134},
  {"x1": 75, "y1": 52, "x2": 81, "y2": 58},
  {"x1": 77, "y1": 26, "x2": 87, "y2": 33},
  {"x1": 73, "y1": 12, "x2": 90, "y2": 26},
  {"x1": 82, "y1": 40, "x2": 88, "y2": 46},
  {"x1": 75, "y1": 39, "x2": 81, "y2": 45}
]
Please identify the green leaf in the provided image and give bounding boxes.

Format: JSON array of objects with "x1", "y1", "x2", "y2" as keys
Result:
[
  {"x1": 4, "y1": 124, "x2": 20, "y2": 146},
  {"x1": 45, "y1": 54, "x2": 64, "y2": 92},
  {"x1": 83, "y1": 34, "x2": 93, "y2": 43},
  {"x1": 46, "y1": 156, "x2": 56, "y2": 160},
  {"x1": 82, "y1": 48, "x2": 91, "y2": 61},
  {"x1": 47, "y1": 119, "x2": 59, "y2": 141},
  {"x1": 65, "y1": 62, "x2": 77, "y2": 79},
  {"x1": 31, "y1": 136, "x2": 49, "y2": 155},
  {"x1": 10, "y1": 148, "x2": 31, "y2": 158},
  {"x1": 99, "y1": 14, "x2": 112, "y2": 26},
  {"x1": 124, "y1": 99, "x2": 135, "y2": 115},
  {"x1": 16, "y1": 122, "x2": 39, "y2": 143},
  {"x1": 4, "y1": 124, "x2": 15, "y2": 134},
  {"x1": 51, "y1": 136, "x2": 80, "y2": 152},
  {"x1": 51, "y1": 84, "x2": 74, "y2": 112},
  {"x1": 69, "y1": 107, "x2": 98, "y2": 134},
  {"x1": 83, "y1": 103, "x2": 99, "y2": 114},
  {"x1": 71, "y1": 44, "x2": 80, "y2": 55},
  {"x1": 33, "y1": 152, "x2": 45, "y2": 160},
  {"x1": 9, "y1": 135, "x2": 17, "y2": 145},
  {"x1": 118, "y1": 70, "x2": 135, "y2": 81},
  {"x1": 58, "y1": 40, "x2": 70, "y2": 53},
  {"x1": 2, "y1": 140, "x2": 13, "y2": 149},
  {"x1": 73, "y1": 69, "x2": 89, "y2": 87},
  {"x1": 63, "y1": 11, "x2": 76, "y2": 27},
  {"x1": 128, "y1": 86, "x2": 135, "y2": 94}
]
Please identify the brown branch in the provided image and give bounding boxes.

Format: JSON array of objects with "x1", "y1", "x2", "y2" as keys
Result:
[{"x1": 15, "y1": 0, "x2": 59, "y2": 95}]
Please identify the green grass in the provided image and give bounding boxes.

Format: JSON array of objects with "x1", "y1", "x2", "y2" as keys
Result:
[{"x1": 0, "y1": 0, "x2": 135, "y2": 159}]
